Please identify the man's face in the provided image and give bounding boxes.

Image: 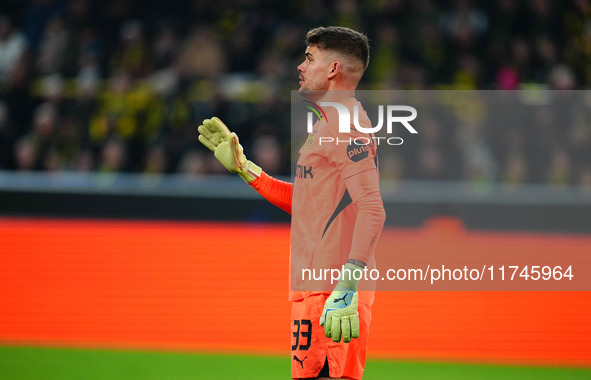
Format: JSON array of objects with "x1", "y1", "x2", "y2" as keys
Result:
[{"x1": 297, "y1": 44, "x2": 331, "y2": 94}]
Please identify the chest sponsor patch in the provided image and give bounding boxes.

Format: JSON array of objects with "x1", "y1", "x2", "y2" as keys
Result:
[
  {"x1": 305, "y1": 134, "x2": 314, "y2": 150},
  {"x1": 296, "y1": 164, "x2": 314, "y2": 179},
  {"x1": 347, "y1": 143, "x2": 371, "y2": 162}
]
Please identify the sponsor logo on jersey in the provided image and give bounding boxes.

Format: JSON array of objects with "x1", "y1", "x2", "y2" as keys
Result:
[
  {"x1": 305, "y1": 134, "x2": 314, "y2": 150},
  {"x1": 296, "y1": 164, "x2": 314, "y2": 179},
  {"x1": 347, "y1": 143, "x2": 370, "y2": 162}
]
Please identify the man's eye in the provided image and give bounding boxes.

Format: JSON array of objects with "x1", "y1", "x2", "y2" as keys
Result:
[{"x1": 307, "y1": 58, "x2": 312, "y2": 62}]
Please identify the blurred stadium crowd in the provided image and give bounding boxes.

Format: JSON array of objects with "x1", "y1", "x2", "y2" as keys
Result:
[{"x1": 0, "y1": 0, "x2": 590, "y2": 186}]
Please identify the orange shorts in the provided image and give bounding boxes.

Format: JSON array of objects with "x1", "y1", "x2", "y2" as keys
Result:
[{"x1": 291, "y1": 293, "x2": 371, "y2": 380}]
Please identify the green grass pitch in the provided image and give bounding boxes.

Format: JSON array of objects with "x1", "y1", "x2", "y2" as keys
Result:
[{"x1": 0, "y1": 346, "x2": 589, "y2": 380}]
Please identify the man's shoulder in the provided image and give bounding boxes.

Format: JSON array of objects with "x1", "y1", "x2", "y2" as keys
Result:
[{"x1": 317, "y1": 99, "x2": 371, "y2": 138}]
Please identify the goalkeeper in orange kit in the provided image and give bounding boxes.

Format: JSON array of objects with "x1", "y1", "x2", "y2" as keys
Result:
[{"x1": 198, "y1": 26, "x2": 385, "y2": 380}]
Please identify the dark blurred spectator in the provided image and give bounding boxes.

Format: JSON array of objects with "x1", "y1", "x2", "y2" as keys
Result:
[
  {"x1": 178, "y1": 26, "x2": 226, "y2": 78},
  {"x1": 548, "y1": 64, "x2": 576, "y2": 90},
  {"x1": 37, "y1": 15, "x2": 69, "y2": 75},
  {"x1": 55, "y1": 114, "x2": 82, "y2": 168},
  {"x1": 0, "y1": 102, "x2": 15, "y2": 168},
  {"x1": 142, "y1": 144, "x2": 168, "y2": 174},
  {"x1": 151, "y1": 24, "x2": 178, "y2": 71},
  {"x1": 439, "y1": 0, "x2": 488, "y2": 55},
  {"x1": 227, "y1": 26, "x2": 258, "y2": 73},
  {"x1": 457, "y1": 122, "x2": 497, "y2": 183},
  {"x1": 377, "y1": 151, "x2": 402, "y2": 181},
  {"x1": 416, "y1": 145, "x2": 445, "y2": 180},
  {"x1": 23, "y1": 0, "x2": 66, "y2": 51},
  {"x1": 564, "y1": 0, "x2": 591, "y2": 86},
  {"x1": 487, "y1": 0, "x2": 526, "y2": 65},
  {"x1": 532, "y1": 36, "x2": 559, "y2": 82},
  {"x1": 0, "y1": 0, "x2": 589, "y2": 189},
  {"x1": 98, "y1": 137, "x2": 126, "y2": 172},
  {"x1": 331, "y1": 0, "x2": 363, "y2": 32},
  {"x1": 495, "y1": 66, "x2": 519, "y2": 90},
  {"x1": 30, "y1": 101, "x2": 59, "y2": 165},
  {"x1": 42, "y1": 146, "x2": 63, "y2": 172},
  {"x1": 508, "y1": 37, "x2": 533, "y2": 82},
  {"x1": 579, "y1": 169, "x2": 591, "y2": 196},
  {"x1": 177, "y1": 149, "x2": 207, "y2": 178},
  {"x1": 526, "y1": 0, "x2": 561, "y2": 43},
  {"x1": 0, "y1": 15, "x2": 28, "y2": 88},
  {"x1": 570, "y1": 94, "x2": 591, "y2": 184},
  {"x1": 547, "y1": 150, "x2": 572, "y2": 186},
  {"x1": 501, "y1": 154, "x2": 528, "y2": 186},
  {"x1": 66, "y1": 0, "x2": 93, "y2": 36},
  {"x1": 14, "y1": 136, "x2": 37, "y2": 171},
  {"x1": 41, "y1": 73, "x2": 65, "y2": 104},
  {"x1": 73, "y1": 147, "x2": 95, "y2": 172},
  {"x1": 72, "y1": 72, "x2": 99, "y2": 144},
  {"x1": 452, "y1": 54, "x2": 482, "y2": 88},
  {"x1": 110, "y1": 20, "x2": 148, "y2": 78},
  {"x1": 368, "y1": 24, "x2": 400, "y2": 84},
  {"x1": 89, "y1": 69, "x2": 148, "y2": 144},
  {"x1": 250, "y1": 134, "x2": 282, "y2": 175}
]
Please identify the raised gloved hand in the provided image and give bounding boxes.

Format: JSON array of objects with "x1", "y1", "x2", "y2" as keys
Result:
[{"x1": 198, "y1": 117, "x2": 261, "y2": 183}]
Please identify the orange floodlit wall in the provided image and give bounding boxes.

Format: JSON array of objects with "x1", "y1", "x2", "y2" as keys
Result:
[{"x1": 0, "y1": 218, "x2": 589, "y2": 366}]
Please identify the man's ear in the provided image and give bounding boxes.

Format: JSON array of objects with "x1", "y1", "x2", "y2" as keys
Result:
[{"x1": 328, "y1": 61, "x2": 341, "y2": 79}]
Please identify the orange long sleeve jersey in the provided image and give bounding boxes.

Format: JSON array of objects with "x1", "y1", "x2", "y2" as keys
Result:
[{"x1": 248, "y1": 97, "x2": 386, "y2": 303}]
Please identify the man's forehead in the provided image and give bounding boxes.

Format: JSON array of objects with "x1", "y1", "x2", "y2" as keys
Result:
[
  {"x1": 306, "y1": 44, "x2": 339, "y2": 61},
  {"x1": 305, "y1": 44, "x2": 320, "y2": 55}
]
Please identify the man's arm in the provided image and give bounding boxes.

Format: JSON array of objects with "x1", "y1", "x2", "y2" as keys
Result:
[
  {"x1": 198, "y1": 117, "x2": 292, "y2": 214},
  {"x1": 344, "y1": 168, "x2": 386, "y2": 264},
  {"x1": 249, "y1": 172, "x2": 292, "y2": 214},
  {"x1": 320, "y1": 167, "x2": 385, "y2": 343}
]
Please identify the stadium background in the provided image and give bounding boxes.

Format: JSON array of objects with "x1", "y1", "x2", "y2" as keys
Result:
[{"x1": 0, "y1": 0, "x2": 590, "y2": 379}]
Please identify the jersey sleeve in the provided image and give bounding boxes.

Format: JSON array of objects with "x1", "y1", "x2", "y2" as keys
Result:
[
  {"x1": 344, "y1": 168, "x2": 386, "y2": 264},
  {"x1": 248, "y1": 171, "x2": 292, "y2": 214}
]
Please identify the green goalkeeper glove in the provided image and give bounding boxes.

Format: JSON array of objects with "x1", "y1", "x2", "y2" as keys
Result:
[
  {"x1": 198, "y1": 117, "x2": 262, "y2": 183},
  {"x1": 319, "y1": 262, "x2": 363, "y2": 343}
]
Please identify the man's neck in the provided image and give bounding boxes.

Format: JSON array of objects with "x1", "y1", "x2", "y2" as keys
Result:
[{"x1": 316, "y1": 89, "x2": 356, "y2": 103}]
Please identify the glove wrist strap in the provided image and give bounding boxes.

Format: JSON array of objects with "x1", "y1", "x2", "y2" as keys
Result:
[
  {"x1": 337, "y1": 262, "x2": 364, "y2": 291},
  {"x1": 238, "y1": 161, "x2": 262, "y2": 183}
]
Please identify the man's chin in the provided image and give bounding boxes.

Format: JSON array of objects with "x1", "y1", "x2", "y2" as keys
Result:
[{"x1": 298, "y1": 88, "x2": 320, "y2": 100}]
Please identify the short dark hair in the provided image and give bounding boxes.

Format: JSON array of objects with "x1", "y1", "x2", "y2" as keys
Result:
[{"x1": 306, "y1": 26, "x2": 370, "y2": 70}]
